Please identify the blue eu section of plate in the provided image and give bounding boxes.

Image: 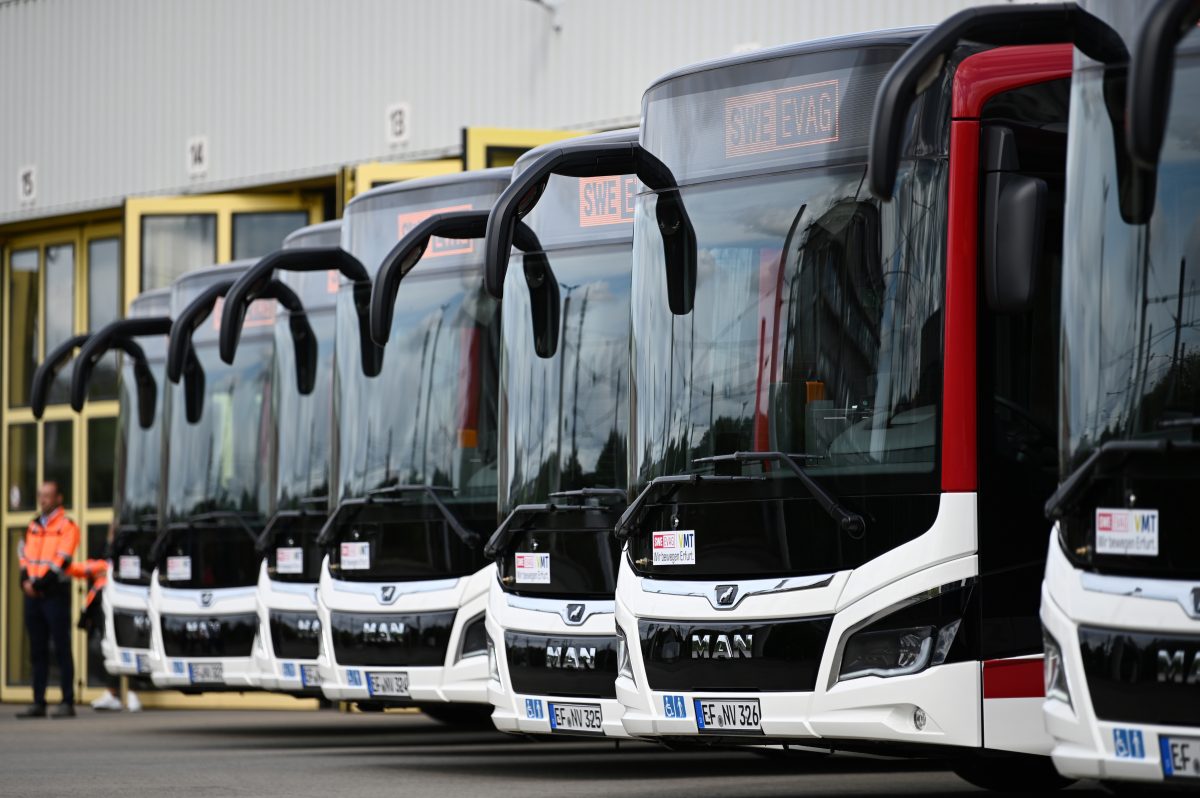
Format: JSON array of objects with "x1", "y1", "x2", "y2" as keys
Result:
[{"x1": 1160, "y1": 735, "x2": 1200, "y2": 779}]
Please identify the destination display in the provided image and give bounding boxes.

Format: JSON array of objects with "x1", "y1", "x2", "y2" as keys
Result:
[
  {"x1": 641, "y1": 47, "x2": 903, "y2": 182},
  {"x1": 516, "y1": 171, "x2": 638, "y2": 249}
]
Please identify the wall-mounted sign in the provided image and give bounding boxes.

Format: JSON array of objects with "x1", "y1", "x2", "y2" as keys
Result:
[
  {"x1": 186, "y1": 135, "x2": 209, "y2": 178},
  {"x1": 17, "y1": 164, "x2": 36, "y2": 205},
  {"x1": 385, "y1": 102, "x2": 411, "y2": 148}
]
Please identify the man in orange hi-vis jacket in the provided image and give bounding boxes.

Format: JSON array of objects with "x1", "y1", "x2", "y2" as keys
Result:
[{"x1": 16, "y1": 481, "x2": 80, "y2": 718}]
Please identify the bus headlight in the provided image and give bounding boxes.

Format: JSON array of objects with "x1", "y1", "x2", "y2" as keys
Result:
[
  {"x1": 487, "y1": 635, "x2": 500, "y2": 683},
  {"x1": 840, "y1": 625, "x2": 935, "y2": 680},
  {"x1": 1043, "y1": 629, "x2": 1071, "y2": 707},
  {"x1": 616, "y1": 626, "x2": 634, "y2": 682},
  {"x1": 836, "y1": 581, "x2": 971, "y2": 684}
]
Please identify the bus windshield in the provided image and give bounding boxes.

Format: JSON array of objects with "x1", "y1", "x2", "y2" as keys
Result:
[
  {"x1": 165, "y1": 341, "x2": 273, "y2": 521},
  {"x1": 1061, "y1": 50, "x2": 1200, "y2": 470},
  {"x1": 626, "y1": 44, "x2": 949, "y2": 579},
  {"x1": 274, "y1": 305, "x2": 334, "y2": 510},
  {"x1": 115, "y1": 354, "x2": 165, "y2": 528},
  {"x1": 112, "y1": 354, "x2": 165, "y2": 585},
  {"x1": 632, "y1": 160, "x2": 946, "y2": 497},
  {"x1": 1057, "y1": 38, "x2": 1200, "y2": 577},
  {"x1": 159, "y1": 278, "x2": 274, "y2": 590},
  {"x1": 329, "y1": 178, "x2": 508, "y2": 581},
  {"x1": 632, "y1": 45, "x2": 946, "y2": 495},
  {"x1": 500, "y1": 243, "x2": 631, "y2": 514}
]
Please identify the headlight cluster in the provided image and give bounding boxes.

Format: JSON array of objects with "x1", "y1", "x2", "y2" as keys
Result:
[
  {"x1": 487, "y1": 634, "x2": 500, "y2": 683},
  {"x1": 839, "y1": 620, "x2": 961, "y2": 681},
  {"x1": 1042, "y1": 629, "x2": 1071, "y2": 706},
  {"x1": 457, "y1": 613, "x2": 488, "y2": 662},
  {"x1": 836, "y1": 581, "x2": 972, "y2": 684},
  {"x1": 616, "y1": 626, "x2": 634, "y2": 682}
]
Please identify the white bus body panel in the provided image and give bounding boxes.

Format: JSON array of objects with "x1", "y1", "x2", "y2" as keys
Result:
[
  {"x1": 1042, "y1": 528, "x2": 1200, "y2": 783},
  {"x1": 486, "y1": 577, "x2": 628, "y2": 738},
  {"x1": 314, "y1": 556, "x2": 492, "y2": 705},
  {"x1": 101, "y1": 578, "x2": 152, "y2": 677},
  {"x1": 146, "y1": 573, "x2": 260, "y2": 690},
  {"x1": 253, "y1": 560, "x2": 321, "y2": 693},
  {"x1": 615, "y1": 492, "x2": 1050, "y2": 753}
]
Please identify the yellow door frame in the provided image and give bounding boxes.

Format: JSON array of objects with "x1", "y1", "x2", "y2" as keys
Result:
[
  {"x1": 461, "y1": 127, "x2": 590, "y2": 172},
  {"x1": 123, "y1": 192, "x2": 323, "y2": 308},
  {"x1": 1, "y1": 221, "x2": 122, "y2": 705},
  {"x1": 2, "y1": 201, "x2": 324, "y2": 708}
]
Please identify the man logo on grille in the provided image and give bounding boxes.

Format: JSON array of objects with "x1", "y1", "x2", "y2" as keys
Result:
[
  {"x1": 566, "y1": 604, "x2": 586, "y2": 624},
  {"x1": 1192, "y1": 587, "x2": 1200, "y2": 616},
  {"x1": 380, "y1": 585, "x2": 396, "y2": 603},
  {"x1": 200, "y1": 592, "x2": 213, "y2": 607},
  {"x1": 715, "y1": 585, "x2": 738, "y2": 607}
]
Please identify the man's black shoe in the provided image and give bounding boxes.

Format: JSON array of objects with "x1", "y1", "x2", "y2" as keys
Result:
[
  {"x1": 15, "y1": 704, "x2": 47, "y2": 719},
  {"x1": 50, "y1": 703, "x2": 76, "y2": 718}
]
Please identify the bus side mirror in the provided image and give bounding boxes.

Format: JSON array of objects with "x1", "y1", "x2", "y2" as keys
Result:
[
  {"x1": 522, "y1": 253, "x2": 560, "y2": 359},
  {"x1": 982, "y1": 127, "x2": 1045, "y2": 314}
]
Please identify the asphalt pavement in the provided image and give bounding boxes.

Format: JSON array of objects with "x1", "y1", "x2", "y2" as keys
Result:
[{"x1": 0, "y1": 706, "x2": 1107, "y2": 798}]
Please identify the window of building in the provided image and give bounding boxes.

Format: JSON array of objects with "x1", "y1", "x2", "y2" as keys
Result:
[
  {"x1": 7, "y1": 249, "x2": 39, "y2": 408},
  {"x1": 231, "y1": 211, "x2": 309, "y2": 260},
  {"x1": 86, "y1": 237, "x2": 122, "y2": 401},
  {"x1": 140, "y1": 215, "x2": 216, "y2": 290},
  {"x1": 43, "y1": 243, "x2": 76, "y2": 405}
]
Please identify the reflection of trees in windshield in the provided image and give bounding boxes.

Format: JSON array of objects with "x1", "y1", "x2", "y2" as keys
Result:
[
  {"x1": 275, "y1": 312, "x2": 334, "y2": 508},
  {"x1": 336, "y1": 270, "x2": 500, "y2": 504},
  {"x1": 166, "y1": 343, "x2": 273, "y2": 520},
  {"x1": 501, "y1": 246, "x2": 630, "y2": 513},
  {"x1": 116, "y1": 359, "x2": 165, "y2": 525},
  {"x1": 631, "y1": 162, "x2": 945, "y2": 492},
  {"x1": 1061, "y1": 64, "x2": 1200, "y2": 470}
]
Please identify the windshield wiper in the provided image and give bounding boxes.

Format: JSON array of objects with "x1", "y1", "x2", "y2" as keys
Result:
[
  {"x1": 255, "y1": 506, "x2": 328, "y2": 551},
  {"x1": 1044, "y1": 438, "x2": 1200, "y2": 520},
  {"x1": 316, "y1": 485, "x2": 481, "y2": 549},
  {"x1": 613, "y1": 472, "x2": 768, "y2": 542},
  {"x1": 484, "y1": 489, "x2": 627, "y2": 560},
  {"x1": 151, "y1": 510, "x2": 263, "y2": 561},
  {"x1": 612, "y1": 452, "x2": 864, "y2": 543},
  {"x1": 696, "y1": 451, "x2": 865, "y2": 539},
  {"x1": 1158, "y1": 416, "x2": 1200, "y2": 429}
]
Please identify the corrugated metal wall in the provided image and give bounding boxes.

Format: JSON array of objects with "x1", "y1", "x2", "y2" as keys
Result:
[{"x1": 0, "y1": 0, "x2": 996, "y2": 223}]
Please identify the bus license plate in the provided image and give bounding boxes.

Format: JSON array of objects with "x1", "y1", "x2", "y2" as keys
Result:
[
  {"x1": 366, "y1": 672, "x2": 409, "y2": 697},
  {"x1": 300, "y1": 664, "x2": 321, "y2": 687},
  {"x1": 135, "y1": 654, "x2": 151, "y2": 674},
  {"x1": 1162, "y1": 735, "x2": 1200, "y2": 778},
  {"x1": 549, "y1": 702, "x2": 604, "y2": 734},
  {"x1": 694, "y1": 698, "x2": 762, "y2": 733},
  {"x1": 188, "y1": 662, "x2": 224, "y2": 684}
]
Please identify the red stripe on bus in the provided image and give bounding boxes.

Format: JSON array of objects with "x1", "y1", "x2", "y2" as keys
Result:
[
  {"x1": 941, "y1": 44, "x2": 1072, "y2": 494},
  {"x1": 983, "y1": 657, "x2": 1044, "y2": 699}
]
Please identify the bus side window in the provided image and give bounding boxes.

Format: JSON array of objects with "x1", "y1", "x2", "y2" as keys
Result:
[{"x1": 976, "y1": 77, "x2": 1069, "y2": 660}]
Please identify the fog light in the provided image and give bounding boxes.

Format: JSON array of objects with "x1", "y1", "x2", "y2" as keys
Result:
[
  {"x1": 913, "y1": 707, "x2": 927, "y2": 731},
  {"x1": 1043, "y1": 629, "x2": 1071, "y2": 707},
  {"x1": 487, "y1": 635, "x2": 500, "y2": 683}
]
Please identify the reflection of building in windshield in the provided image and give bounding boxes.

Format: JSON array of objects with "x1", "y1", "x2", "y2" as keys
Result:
[
  {"x1": 351, "y1": 269, "x2": 500, "y2": 499},
  {"x1": 635, "y1": 165, "x2": 944, "y2": 486},
  {"x1": 782, "y1": 199, "x2": 938, "y2": 466},
  {"x1": 1061, "y1": 64, "x2": 1200, "y2": 466},
  {"x1": 502, "y1": 246, "x2": 631, "y2": 513}
]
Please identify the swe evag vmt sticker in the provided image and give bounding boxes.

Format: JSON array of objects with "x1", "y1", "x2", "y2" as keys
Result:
[
  {"x1": 652, "y1": 530, "x2": 696, "y2": 566},
  {"x1": 1095, "y1": 508, "x2": 1159, "y2": 557}
]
